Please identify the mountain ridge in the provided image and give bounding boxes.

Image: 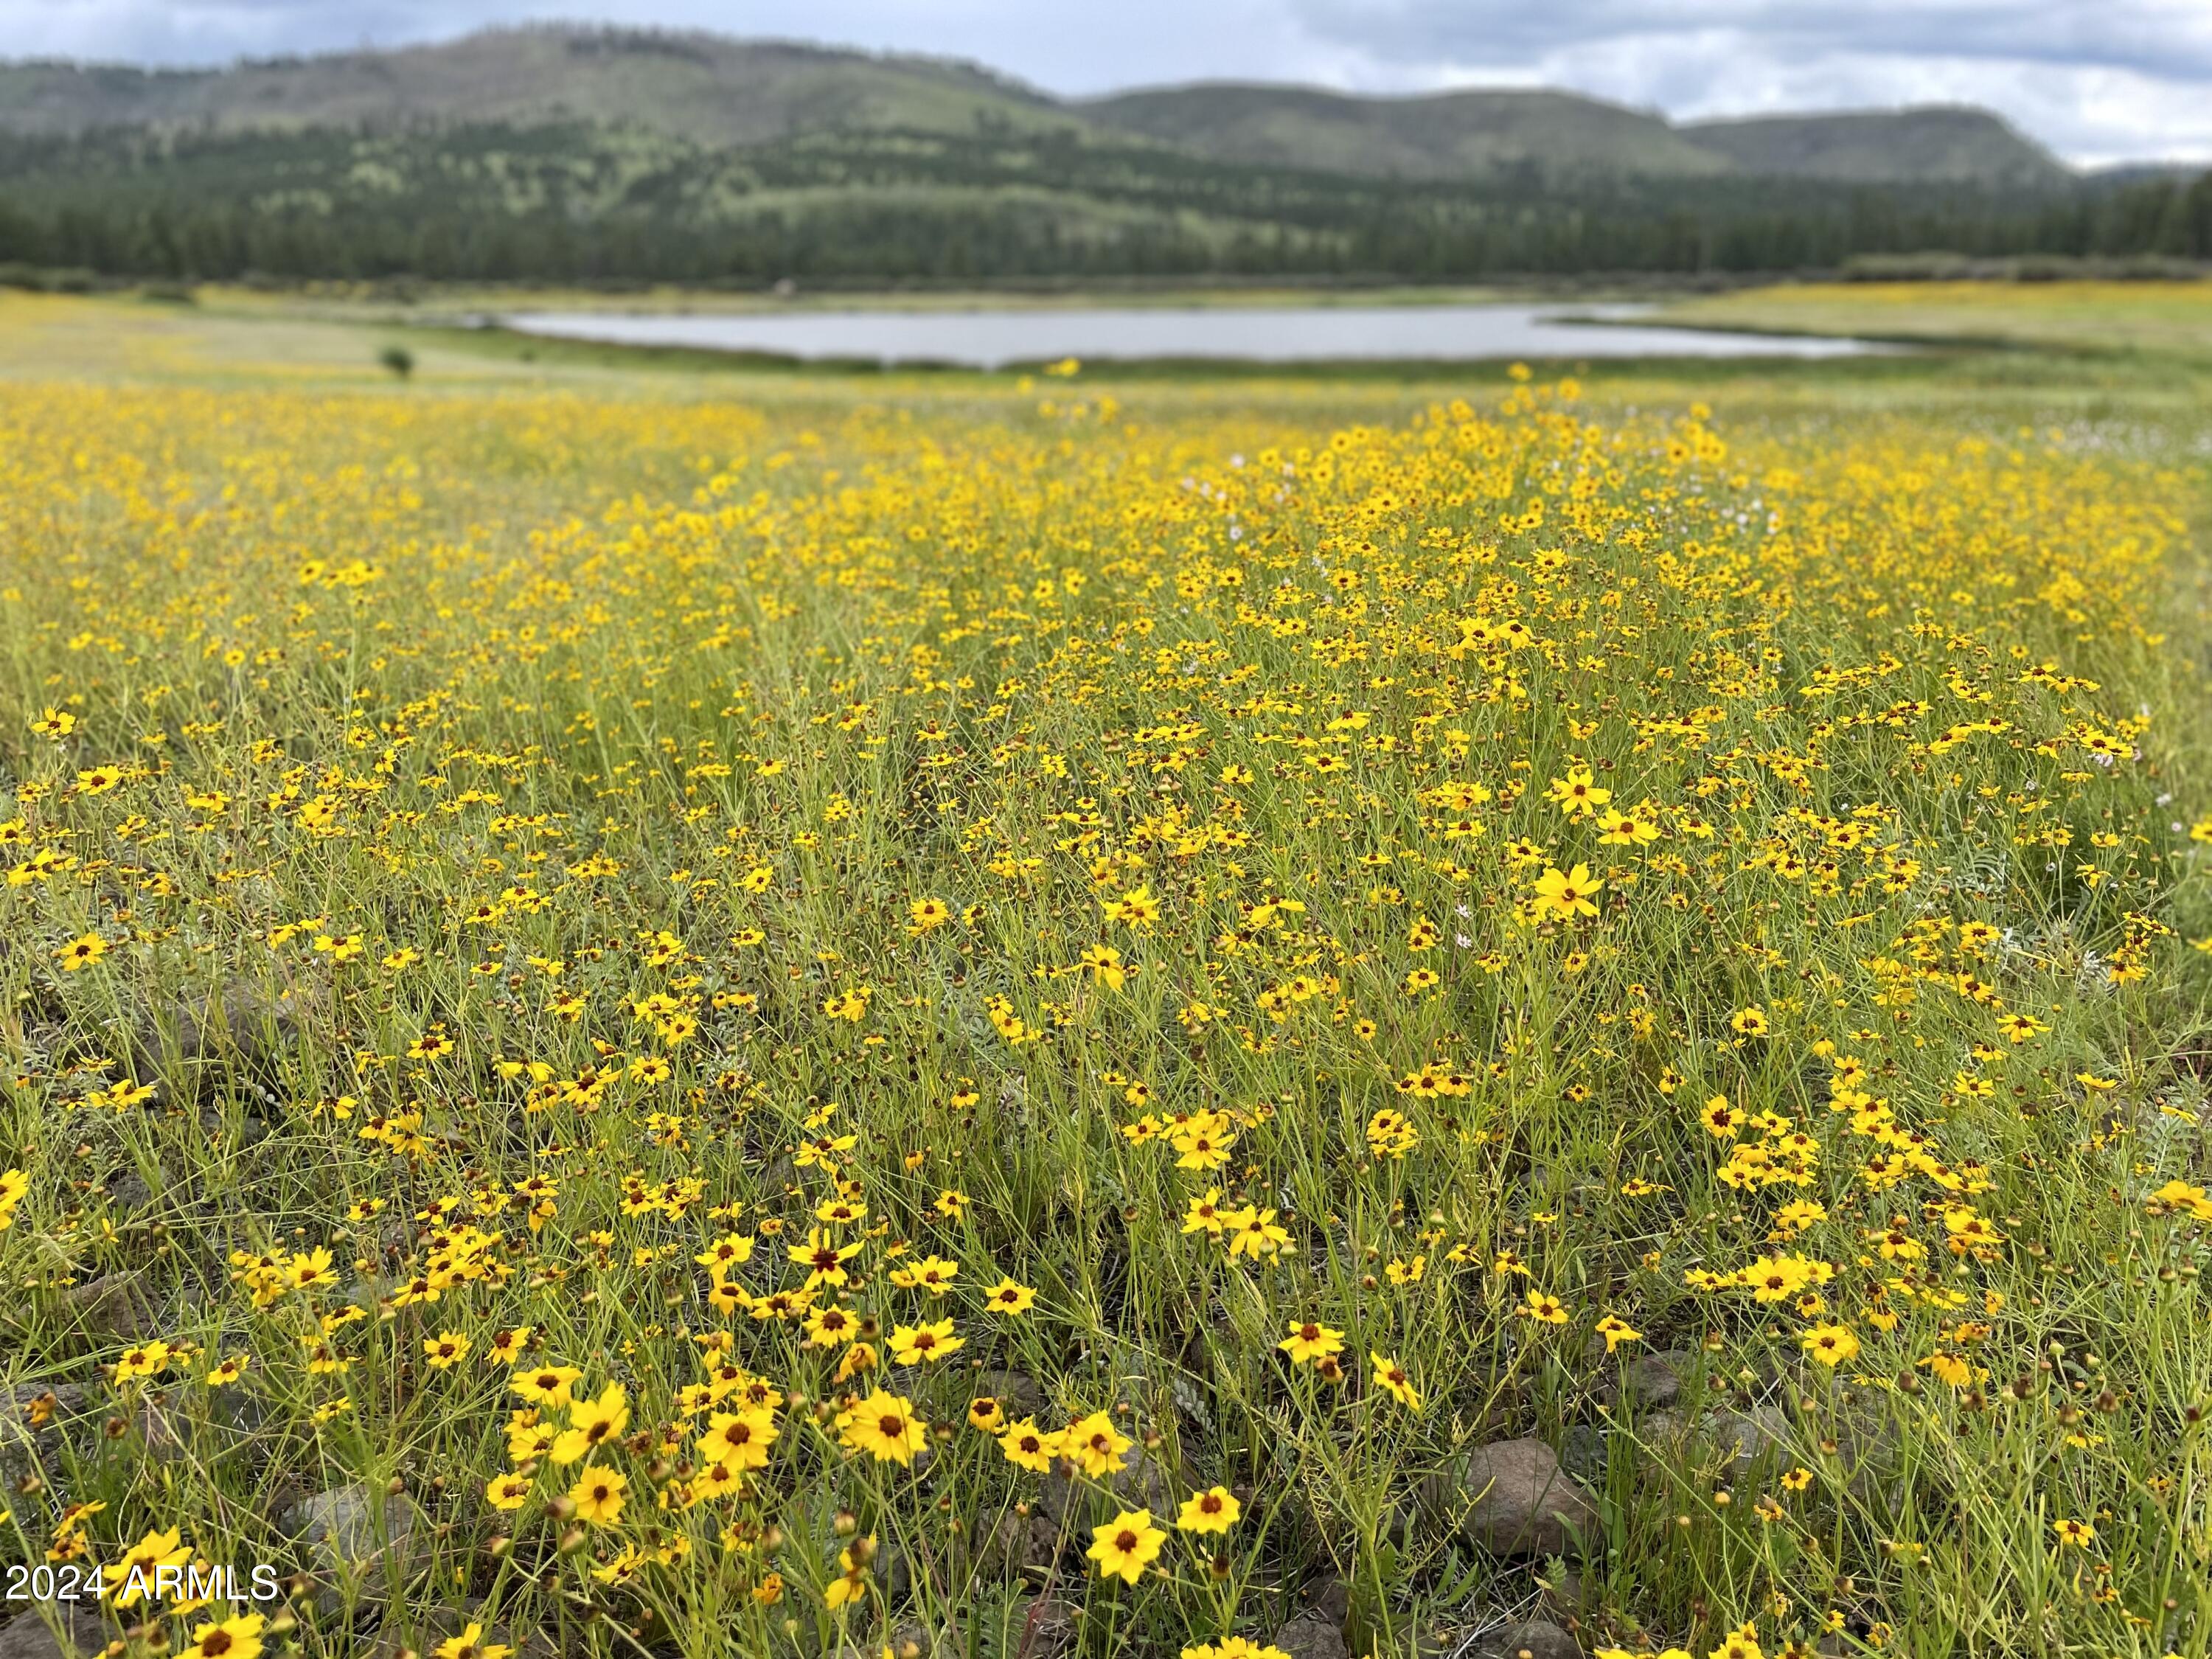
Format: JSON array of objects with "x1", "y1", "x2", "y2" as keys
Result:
[
  {"x1": 0, "y1": 23, "x2": 2073, "y2": 187},
  {"x1": 1681, "y1": 106, "x2": 2065, "y2": 187},
  {"x1": 1077, "y1": 83, "x2": 1737, "y2": 181}
]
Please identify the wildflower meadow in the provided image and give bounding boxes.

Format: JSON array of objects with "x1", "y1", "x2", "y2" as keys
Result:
[{"x1": 1, "y1": 293, "x2": 2209, "y2": 1659}]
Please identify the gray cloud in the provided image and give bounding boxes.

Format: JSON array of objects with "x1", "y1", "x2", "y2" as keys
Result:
[
  {"x1": 1288, "y1": 1, "x2": 2212, "y2": 88},
  {"x1": 1278, "y1": 0, "x2": 2212, "y2": 162},
  {"x1": 0, "y1": 0, "x2": 2205, "y2": 164}
]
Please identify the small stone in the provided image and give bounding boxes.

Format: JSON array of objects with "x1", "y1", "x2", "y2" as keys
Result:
[
  {"x1": 1595, "y1": 1351, "x2": 1687, "y2": 1411},
  {"x1": 1833, "y1": 1408, "x2": 1905, "y2": 1506},
  {"x1": 872, "y1": 1535, "x2": 911, "y2": 1600},
  {"x1": 1711, "y1": 1405, "x2": 1794, "y2": 1478},
  {"x1": 138, "y1": 975, "x2": 326, "y2": 1101},
  {"x1": 210, "y1": 1385, "x2": 268, "y2": 1441},
  {"x1": 64, "y1": 1271, "x2": 159, "y2": 1341},
  {"x1": 136, "y1": 1387, "x2": 266, "y2": 1465},
  {"x1": 1011, "y1": 1596, "x2": 1078, "y2": 1659},
  {"x1": 980, "y1": 1509, "x2": 1062, "y2": 1575},
  {"x1": 1638, "y1": 1407, "x2": 1691, "y2": 1445},
  {"x1": 371, "y1": 1601, "x2": 551, "y2": 1659},
  {"x1": 1559, "y1": 1423, "x2": 1607, "y2": 1485},
  {"x1": 1298, "y1": 1575, "x2": 1352, "y2": 1627},
  {"x1": 1450, "y1": 1439, "x2": 1601, "y2": 1558},
  {"x1": 1034, "y1": 1437, "x2": 1183, "y2": 1526},
  {"x1": 1634, "y1": 1404, "x2": 1795, "y2": 1481},
  {"x1": 970, "y1": 1369, "x2": 1043, "y2": 1419},
  {"x1": 1539, "y1": 1568, "x2": 1589, "y2": 1617},
  {"x1": 0, "y1": 1607, "x2": 107, "y2": 1659},
  {"x1": 136, "y1": 1398, "x2": 190, "y2": 1464},
  {"x1": 884, "y1": 1619, "x2": 961, "y2": 1659},
  {"x1": 282, "y1": 1483, "x2": 415, "y2": 1581},
  {"x1": 0, "y1": 1385, "x2": 87, "y2": 1486},
  {"x1": 1476, "y1": 1617, "x2": 1584, "y2": 1659},
  {"x1": 1271, "y1": 1614, "x2": 1352, "y2": 1659}
]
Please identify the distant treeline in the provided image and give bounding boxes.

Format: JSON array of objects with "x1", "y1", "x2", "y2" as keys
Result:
[{"x1": 1, "y1": 120, "x2": 2209, "y2": 282}]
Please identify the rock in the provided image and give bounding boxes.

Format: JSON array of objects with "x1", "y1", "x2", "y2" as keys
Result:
[
  {"x1": 978, "y1": 1510, "x2": 1062, "y2": 1576},
  {"x1": 1710, "y1": 1405, "x2": 1793, "y2": 1479},
  {"x1": 138, "y1": 975, "x2": 325, "y2": 1099},
  {"x1": 135, "y1": 1398, "x2": 191, "y2": 1464},
  {"x1": 372, "y1": 1601, "x2": 552, "y2": 1659},
  {"x1": 210, "y1": 1385, "x2": 268, "y2": 1441},
  {"x1": 1539, "y1": 1569, "x2": 1589, "y2": 1618},
  {"x1": 64, "y1": 1272, "x2": 159, "y2": 1341},
  {"x1": 107, "y1": 1169, "x2": 153, "y2": 1210},
  {"x1": 0, "y1": 1385, "x2": 87, "y2": 1486},
  {"x1": 1559, "y1": 1424, "x2": 1607, "y2": 1486},
  {"x1": 872, "y1": 1535, "x2": 911, "y2": 1601},
  {"x1": 883, "y1": 1619, "x2": 961, "y2": 1659},
  {"x1": 1594, "y1": 1352, "x2": 1687, "y2": 1411},
  {"x1": 1450, "y1": 1439, "x2": 1601, "y2": 1559},
  {"x1": 1475, "y1": 1618, "x2": 1584, "y2": 1659},
  {"x1": 970, "y1": 1370, "x2": 1044, "y2": 1419},
  {"x1": 1110, "y1": 1441, "x2": 1183, "y2": 1517},
  {"x1": 136, "y1": 1387, "x2": 266, "y2": 1465},
  {"x1": 1010, "y1": 1596, "x2": 1078, "y2": 1659},
  {"x1": 282, "y1": 1484, "x2": 415, "y2": 1582},
  {"x1": 1638, "y1": 1407, "x2": 1691, "y2": 1447},
  {"x1": 1832, "y1": 1407, "x2": 1905, "y2": 1507},
  {"x1": 1034, "y1": 1437, "x2": 1184, "y2": 1528},
  {"x1": 1272, "y1": 1616, "x2": 1351, "y2": 1659},
  {"x1": 0, "y1": 1608, "x2": 107, "y2": 1659},
  {"x1": 1297, "y1": 1576, "x2": 1352, "y2": 1627},
  {"x1": 1635, "y1": 1404, "x2": 1794, "y2": 1481}
]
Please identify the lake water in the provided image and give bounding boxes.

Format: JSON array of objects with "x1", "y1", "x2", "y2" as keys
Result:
[{"x1": 501, "y1": 302, "x2": 1883, "y2": 368}]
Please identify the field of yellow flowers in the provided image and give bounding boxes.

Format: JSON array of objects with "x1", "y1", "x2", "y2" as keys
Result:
[{"x1": 2, "y1": 299, "x2": 2211, "y2": 1659}]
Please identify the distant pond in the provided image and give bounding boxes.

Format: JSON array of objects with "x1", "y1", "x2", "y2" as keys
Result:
[{"x1": 499, "y1": 302, "x2": 1887, "y2": 368}]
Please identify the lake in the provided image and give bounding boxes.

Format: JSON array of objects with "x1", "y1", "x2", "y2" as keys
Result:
[{"x1": 501, "y1": 302, "x2": 1885, "y2": 368}]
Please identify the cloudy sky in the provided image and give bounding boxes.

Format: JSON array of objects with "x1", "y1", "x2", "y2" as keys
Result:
[{"x1": 2, "y1": 0, "x2": 2206, "y2": 167}]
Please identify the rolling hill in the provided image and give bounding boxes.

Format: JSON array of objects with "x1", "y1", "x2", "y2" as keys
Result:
[
  {"x1": 0, "y1": 24, "x2": 2199, "y2": 286},
  {"x1": 1681, "y1": 107, "x2": 2067, "y2": 188},
  {"x1": 1077, "y1": 84, "x2": 1733, "y2": 181},
  {"x1": 0, "y1": 29, "x2": 1074, "y2": 150},
  {"x1": 0, "y1": 24, "x2": 2075, "y2": 188}
]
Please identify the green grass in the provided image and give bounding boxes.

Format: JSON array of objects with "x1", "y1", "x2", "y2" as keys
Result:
[{"x1": 1653, "y1": 279, "x2": 2212, "y2": 360}]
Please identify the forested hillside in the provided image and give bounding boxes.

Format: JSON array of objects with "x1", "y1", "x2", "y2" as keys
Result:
[{"x1": 0, "y1": 25, "x2": 2203, "y2": 282}]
